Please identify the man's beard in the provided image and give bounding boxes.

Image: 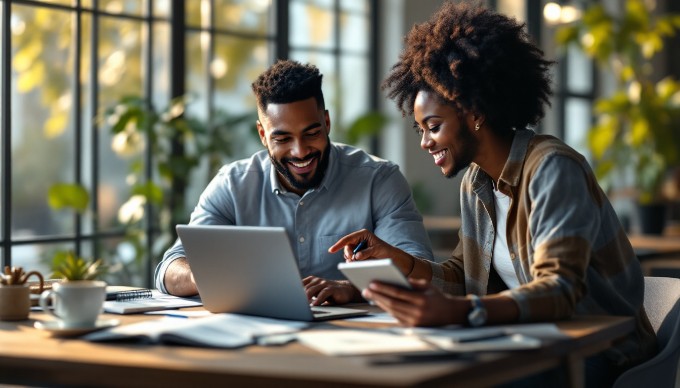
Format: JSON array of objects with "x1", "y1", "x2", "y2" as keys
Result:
[
  {"x1": 445, "y1": 120, "x2": 477, "y2": 179},
  {"x1": 271, "y1": 141, "x2": 331, "y2": 192}
]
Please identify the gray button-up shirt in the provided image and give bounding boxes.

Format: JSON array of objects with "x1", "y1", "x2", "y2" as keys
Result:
[{"x1": 155, "y1": 143, "x2": 433, "y2": 292}]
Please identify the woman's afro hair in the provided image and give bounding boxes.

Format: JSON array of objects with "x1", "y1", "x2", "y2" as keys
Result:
[{"x1": 382, "y1": 1, "x2": 554, "y2": 132}]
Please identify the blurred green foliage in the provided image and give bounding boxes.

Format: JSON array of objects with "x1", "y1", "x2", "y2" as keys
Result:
[
  {"x1": 556, "y1": 0, "x2": 680, "y2": 203},
  {"x1": 44, "y1": 95, "x2": 257, "y2": 285},
  {"x1": 344, "y1": 112, "x2": 389, "y2": 145},
  {"x1": 50, "y1": 251, "x2": 107, "y2": 281},
  {"x1": 47, "y1": 184, "x2": 90, "y2": 214}
]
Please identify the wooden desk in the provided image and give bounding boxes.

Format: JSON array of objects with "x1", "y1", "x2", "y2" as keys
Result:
[
  {"x1": 629, "y1": 234, "x2": 680, "y2": 276},
  {"x1": 0, "y1": 309, "x2": 634, "y2": 388},
  {"x1": 629, "y1": 234, "x2": 680, "y2": 259}
]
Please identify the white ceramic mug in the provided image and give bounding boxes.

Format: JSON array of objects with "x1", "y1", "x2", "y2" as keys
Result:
[{"x1": 39, "y1": 280, "x2": 107, "y2": 328}]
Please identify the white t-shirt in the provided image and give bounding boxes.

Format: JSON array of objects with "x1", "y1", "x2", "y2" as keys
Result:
[{"x1": 492, "y1": 189, "x2": 520, "y2": 289}]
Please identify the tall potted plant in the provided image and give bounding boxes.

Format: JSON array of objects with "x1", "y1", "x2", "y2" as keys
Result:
[{"x1": 556, "y1": 0, "x2": 680, "y2": 233}]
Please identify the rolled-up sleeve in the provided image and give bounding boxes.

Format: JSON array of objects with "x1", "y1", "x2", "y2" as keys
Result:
[{"x1": 154, "y1": 168, "x2": 236, "y2": 292}]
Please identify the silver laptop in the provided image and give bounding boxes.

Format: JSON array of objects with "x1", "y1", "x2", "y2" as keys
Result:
[{"x1": 176, "y1": 224, "x2": 367, "y2": 321}]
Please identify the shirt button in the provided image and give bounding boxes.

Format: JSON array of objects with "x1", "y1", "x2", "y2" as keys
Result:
[
  {"x1": 299, "y1": 236, "x2": 305, "y2": 243},
  {"x1": 299, "y1": 201, "x2": 304, "y2": 206},
  {"x1": 510, "y1": 253, "x2": 516, "y2": 259}
]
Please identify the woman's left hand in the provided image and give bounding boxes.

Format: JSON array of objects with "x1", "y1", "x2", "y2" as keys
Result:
[{"x1": 363, "y1": 278, "x2": 467, "y2": 327}]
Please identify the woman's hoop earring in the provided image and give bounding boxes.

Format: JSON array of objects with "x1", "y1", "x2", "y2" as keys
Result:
[{"x1": 474, "y1": 122, "x2": 480, "y2": 131}]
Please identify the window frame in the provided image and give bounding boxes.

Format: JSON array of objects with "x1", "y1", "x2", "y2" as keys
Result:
[{"x1": 0, "y1": 0, "x2": 379, "y2": 286}]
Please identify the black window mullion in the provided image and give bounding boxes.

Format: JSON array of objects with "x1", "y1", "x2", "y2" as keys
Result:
[
  {"x1": 90, "y1": 0, "x2": 101, "y2": 259},
  {"x1": 73, "y1": 0, "x2": 84, "y2": 258},
  {"x1": 144, "y1": 0, "x2": 155, "y2": 287},
  {"x1": 369, "y1": 0, "x2": 379, "y2": 155},
  {"x1": 207, "y1": 0, "x2": 215, "y2": 121},
  {"x1": 169, "y1": 0, "x2": 186, "y2": 233},
  {"x1": 275, "y1": 0, "x2": 289, "y2": 60},
  {"x1": 1, "y1": 0, "x2": 11, "y2": 267},
  {"x1": 526, "y1": 0, "x2": 541, "y2": 46},
  {"x1": 556, "y1": 52, "x2": 568, "y2": 140},
  {"x1": 333, "y1": 0, "x2": 341, "y2": 130}
]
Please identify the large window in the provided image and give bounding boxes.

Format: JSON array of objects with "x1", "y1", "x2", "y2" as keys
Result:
[{"x1": 0, "y1": 0, "x2": 377, "y2": 286}]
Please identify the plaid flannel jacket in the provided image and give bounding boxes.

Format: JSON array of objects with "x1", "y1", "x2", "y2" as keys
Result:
[{"x1": 431, "y1": 129, "x2": 656, "y2": 368}]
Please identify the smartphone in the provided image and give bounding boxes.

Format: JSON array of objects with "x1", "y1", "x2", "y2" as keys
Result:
[{"x1": 338, "y1": 259, "x2": 412, "y2": 291}]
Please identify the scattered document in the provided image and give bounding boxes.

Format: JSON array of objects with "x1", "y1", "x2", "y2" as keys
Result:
[
  {"x1": 296, "y1": 328, "x2": 435, "y2": 356},
  {"x1": 103, "y1": 290, "x2": 203, "y2": 314},
  {"x1": 389, "y1": 323, "x2": 568, "y2": 353},
  {"x1": 418, "y1": 332, "x2": 541, "y2": 352},
  {"x1": 83, "y1": 313, "x2": 308, "y2": 348},
  {"x1": 297, "y1": 323, "x2": 565, "y2": 356},
  {"x1": 344, "y1": 312, "x2": 400, "y2": 324},
  {"x1": 393, "y1": 323, "x2": 566, "y2": 341}
]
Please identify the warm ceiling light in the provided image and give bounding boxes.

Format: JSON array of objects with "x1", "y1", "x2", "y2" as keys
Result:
[
  {"x1": 559, "y1": 5, "x2": 582, "y2": 23},
  {"x1": 544, "y1": 2, "x2": 582, "y2": 25},
  {"x1": 543, "y1": 2, "x2": 562, "y2": 24}
]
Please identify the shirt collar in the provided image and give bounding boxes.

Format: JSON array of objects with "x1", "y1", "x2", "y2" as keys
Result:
[{"x1": 497, "y1": 129, "x2": 535, "y2": 190}]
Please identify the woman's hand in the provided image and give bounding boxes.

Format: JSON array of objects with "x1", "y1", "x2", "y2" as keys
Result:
[
  {"x1": 328, "y1": 229, "x2": 416, "y2": 275},
  {"x1": 363, "y1": 278, "x2": 467, "y2": 327}
]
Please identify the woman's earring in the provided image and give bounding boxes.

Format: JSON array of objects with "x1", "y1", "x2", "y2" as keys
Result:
[{"x1": 474, "y1": 122, "x2": 480, "y2": 131}]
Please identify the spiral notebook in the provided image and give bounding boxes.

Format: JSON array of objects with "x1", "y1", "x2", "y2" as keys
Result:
[
  {"x1": 103, "y1": 288, "x2": 203, "y2": 314},
  {"x1": 106, "y1": 286, "x2": 153, "y2": 301}
]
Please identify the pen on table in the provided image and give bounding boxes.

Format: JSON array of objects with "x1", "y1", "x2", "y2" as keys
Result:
[
  {"x1": 352, "y1": 239, "x2": 368, "y2": 260},
  {"x1": 161, "y1": 313, "x2": 190, "y2": 319},
  {"x1": 454, "y1": 331, "x2": 508, "y2": 343}
]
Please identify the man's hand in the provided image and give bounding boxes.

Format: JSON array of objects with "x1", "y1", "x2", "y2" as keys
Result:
[
  {"x1": 303, "y1": 276, "x2": 362, "y2": 306},
  {"x1": 362, "y1": 278, "x2": 467, "y2": 327}
]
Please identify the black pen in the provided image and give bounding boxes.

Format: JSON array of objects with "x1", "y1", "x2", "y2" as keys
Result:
[
  {"x1": 454, "y1": 330, "x2": 508, "y2": 343},
  {"x1": 352, "y1": 240, "x2": 368, "y2": 260}
]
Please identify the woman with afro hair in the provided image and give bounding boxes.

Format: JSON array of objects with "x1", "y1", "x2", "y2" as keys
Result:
[{"x1": 330, "y1": 1, "x2": 656, "y2": 385}]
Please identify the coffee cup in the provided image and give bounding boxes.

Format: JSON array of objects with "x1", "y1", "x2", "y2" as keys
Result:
[{"x1": 39, "y1": 280, "x2": 107, "y2": 328}]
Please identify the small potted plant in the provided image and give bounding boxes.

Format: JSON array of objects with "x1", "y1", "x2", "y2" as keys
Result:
[
  {"x1": 50, "y1": 251, "x2": 107, "y2": 282},
  {"x1": 0, "y1": 266, "x2": 45, "y2": 321},
  {"x1": 40, "y1": 252, "x2": 108, "y2": 328}
]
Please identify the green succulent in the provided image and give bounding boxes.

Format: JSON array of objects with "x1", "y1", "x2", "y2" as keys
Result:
[{"x1": 51, "y1": 251, "x2": 106, "y2": 281}]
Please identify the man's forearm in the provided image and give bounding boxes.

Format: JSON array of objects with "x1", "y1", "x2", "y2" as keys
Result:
[{"x1": 164, "y1": 258, "x2": 199, "y2": 296}]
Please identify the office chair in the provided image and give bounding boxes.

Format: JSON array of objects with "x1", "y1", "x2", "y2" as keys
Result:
[{"x1": 613, "y1": 276, "x2": 680, "y2": 388}]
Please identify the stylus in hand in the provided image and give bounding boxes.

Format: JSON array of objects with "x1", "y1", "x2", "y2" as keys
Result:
[{"x1": 351, "y1": 240, "x2": 368, "y2": 260}]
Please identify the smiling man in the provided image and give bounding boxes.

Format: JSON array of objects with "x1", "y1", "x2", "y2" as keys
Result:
[{"x1": 155, "y1": 60, "x2": 433, "y2": 304}]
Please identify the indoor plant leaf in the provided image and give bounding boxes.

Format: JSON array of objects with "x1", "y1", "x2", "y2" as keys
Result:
[{"x1": 47, "y1": 183, "x2": 89, "y2": 213}]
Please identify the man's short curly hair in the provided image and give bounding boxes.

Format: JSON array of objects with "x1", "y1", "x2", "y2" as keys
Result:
[
  {"x1": 382, "y1": 1, "x2": 554, "y2": 133},
  {"x1": 252, "y1": 60, "x2": 325, "y2": 112}
]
